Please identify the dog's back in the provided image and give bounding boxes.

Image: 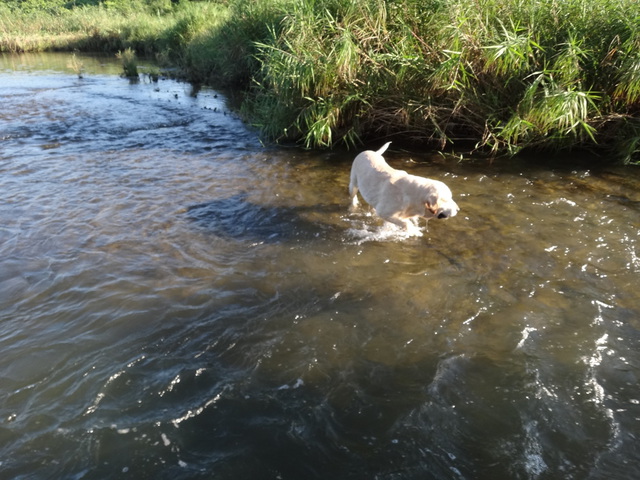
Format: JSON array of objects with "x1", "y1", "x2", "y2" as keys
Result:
[{"x1": 349, "y1": 142, "x2": 397, "y2": 205}]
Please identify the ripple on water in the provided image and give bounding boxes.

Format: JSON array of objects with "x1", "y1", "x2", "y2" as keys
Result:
[{"x1": 2, "y1": 54, "x2": 640, "y2": 479}]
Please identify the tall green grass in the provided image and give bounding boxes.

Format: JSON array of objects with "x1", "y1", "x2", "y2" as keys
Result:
[
  {"x1": 2, "y1": 0, "x2": 640, "y2": 162},
  {"x1": 239, "y1": 0, "x2": 640, "y2": 161}
]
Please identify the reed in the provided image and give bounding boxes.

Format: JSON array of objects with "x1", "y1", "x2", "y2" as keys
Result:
[
  {"x1": 116, "y1": 47, "x2": 138, "y2": 78},
  {"x1": 67, "y1": 52, "x2": 84, "y2": 78},
  {"x1": 235, "y1": 0, "x2": 640, "y2": 162}
]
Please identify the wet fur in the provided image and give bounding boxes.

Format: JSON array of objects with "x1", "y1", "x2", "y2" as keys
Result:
[{"x1": 349, "y1": 142, "x2": 459, "y2": 234}]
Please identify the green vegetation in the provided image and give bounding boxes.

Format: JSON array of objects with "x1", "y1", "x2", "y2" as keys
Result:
[
  {"x1": 117, "y1": 47, "x2": 139, "y2": 78},
  {"x1": 67, "y1": 51, "x2": 83, "y2": 77},
  {"x1": 2, "y1": 0, "x2": 640, "y2": 162},
  {"x1": 0, "y1": 0, "x2": 228, "y2": 56}
]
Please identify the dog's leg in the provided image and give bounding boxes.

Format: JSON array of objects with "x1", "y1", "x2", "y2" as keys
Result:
[
  {"x1": 381, "y1": 215, "x2": 423, "y2": 236},
  {"x1": 350, "y1": 188, "x2": 359, "y2": 208},
  {"x1": 405, "y1": 217, "x2": 424, "y2": 236},
  {"x1": 349, "y1": 179, "x2": 360, "y2": 210},
  {"x1": 384, "y1": 215, "x2": 412, "y2": 230}
]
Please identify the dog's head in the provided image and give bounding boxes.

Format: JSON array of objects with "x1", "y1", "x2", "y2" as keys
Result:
[{"x1": 424, "y1": 181, "x2": 459, "y2": 220}]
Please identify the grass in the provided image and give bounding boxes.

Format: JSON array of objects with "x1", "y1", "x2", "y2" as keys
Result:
[
  {"x1": 2, "y1": 0, "x2": 640, "y2": 163},
  {"x1": 254, "y1": 0, "x2": 640, "y2": 162},
  {"x1": 67, "y1": 51, "x2": 84, "y2": 78},
  {"x1": 116, "y1": 47, "x2": 138, "y2": 78},
  {"x1": 0, "y1": 1, "x2": 227, "y2": 57}
]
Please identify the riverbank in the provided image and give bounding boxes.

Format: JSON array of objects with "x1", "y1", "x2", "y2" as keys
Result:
[{"x1": 2, "y1": 0, "x2": 640, "y2": 162}]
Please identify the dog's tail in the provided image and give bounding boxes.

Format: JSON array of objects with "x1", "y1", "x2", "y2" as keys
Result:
[{"x1": 376, "y1": 141, "x2": 392, "y2": 156}]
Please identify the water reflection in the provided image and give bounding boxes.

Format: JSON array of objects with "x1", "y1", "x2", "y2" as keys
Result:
[{"x1": 1, "y1": 53, "x2": 640, "y2": 479}]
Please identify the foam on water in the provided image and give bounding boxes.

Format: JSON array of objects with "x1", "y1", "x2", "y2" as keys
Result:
[{"x1": 345, "y1": 214, "x2": 427, "y2": 244}]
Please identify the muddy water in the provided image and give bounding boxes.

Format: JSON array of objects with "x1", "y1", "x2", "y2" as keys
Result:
[{"x1": 1, "y1": 53, "x2": 639, "y2": 479}]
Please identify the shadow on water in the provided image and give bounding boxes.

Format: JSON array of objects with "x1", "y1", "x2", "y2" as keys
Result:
[{"x1": 185, "y1": 193, "x2": 345, "y2": 243}]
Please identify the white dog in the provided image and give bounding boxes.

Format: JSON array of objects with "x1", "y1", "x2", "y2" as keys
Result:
[{"x1": 349, "y1": 142, "x2": 459, "y2": 233}]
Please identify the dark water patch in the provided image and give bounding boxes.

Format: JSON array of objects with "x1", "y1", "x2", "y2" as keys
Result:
[{"x1": 186, "y1": 194, "x2": 342, "y2": 243}]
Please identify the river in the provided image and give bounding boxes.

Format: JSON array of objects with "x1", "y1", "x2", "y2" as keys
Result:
[{"x1": 1, "y1": 52, "x2": 639, "y2": 479}]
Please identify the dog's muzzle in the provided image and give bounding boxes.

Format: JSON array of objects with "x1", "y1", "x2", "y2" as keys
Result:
[{"x1": 437, "y1": 212, "x2": 448, "y2": 219}]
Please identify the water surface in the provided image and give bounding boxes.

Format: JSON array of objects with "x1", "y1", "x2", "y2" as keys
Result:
[{"x1": 1, "y1": 53, "x2": 640, "y2": 479}]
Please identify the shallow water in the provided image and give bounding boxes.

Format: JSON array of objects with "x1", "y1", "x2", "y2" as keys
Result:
[{"x1": 1, "y1": 52, "x2": 640, "y2": 479}]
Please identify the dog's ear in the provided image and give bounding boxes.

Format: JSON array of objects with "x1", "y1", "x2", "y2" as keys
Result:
[
  {"x1": 425, "y1": 193, "x2": 440, "y2": 216},
  {"x1": 425, "y1": 202, "x2": 438, "y2": 215}
]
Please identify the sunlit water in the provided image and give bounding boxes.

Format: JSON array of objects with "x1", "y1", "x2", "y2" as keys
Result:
[{"x1": 1, "y1": 53, "x2": 640, "y2": 479}]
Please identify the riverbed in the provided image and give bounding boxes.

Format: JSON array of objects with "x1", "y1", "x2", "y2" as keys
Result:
[{"x1": 1, "y1": 52, "x2": 639, "y2": 479}]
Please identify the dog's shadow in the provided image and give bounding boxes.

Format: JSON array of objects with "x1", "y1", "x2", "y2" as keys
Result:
[{"x1": 185, "y1": 193, "x2": 343, "y2": 243}]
